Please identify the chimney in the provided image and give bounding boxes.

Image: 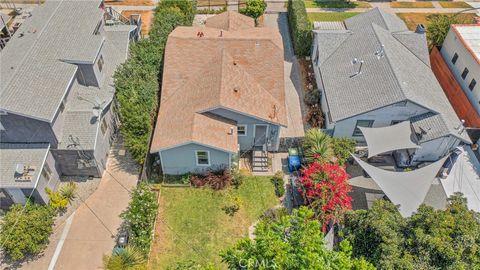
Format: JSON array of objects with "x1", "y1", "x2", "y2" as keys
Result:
[{"x1": 415, "y1": 24, "x2": 426, "y2": 34}]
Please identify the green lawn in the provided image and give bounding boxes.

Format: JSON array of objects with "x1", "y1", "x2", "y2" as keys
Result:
[
  {"x1": 304, "y1": 0, "x2": 371, "y2": 8},
  {"x1": 150, "y1": 176, "x2": 278, "y2": 268},
  {"x1": 308, "y1": 12, "x2": 360, "y2": 23},
  {"x1": 390, "y1": 2, "x2": 434, "y2": 8},
  {"x1": 438, "y1": 1, "x2": 472, "y2": 8}
]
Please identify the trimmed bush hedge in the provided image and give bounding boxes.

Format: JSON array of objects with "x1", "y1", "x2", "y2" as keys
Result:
[
  {"x1": 114, "y1": 0, "x2": 197, "y2": 164},
  {"x1": 287, "y1": 0, "x2": 312, "y2": 56},
  {"x1": 121, "y1": 182, "x2": 159, "y2": 256}
]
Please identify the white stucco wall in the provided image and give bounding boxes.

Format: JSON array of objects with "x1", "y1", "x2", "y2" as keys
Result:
[
  {"x1": 441, "y1": 27, "x2": 480, "y2": 114},
  {"x1": 331, "y1": 101, "x2": 429, "y2": 141}
]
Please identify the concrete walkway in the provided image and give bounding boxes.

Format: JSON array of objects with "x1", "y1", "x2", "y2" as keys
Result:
[
  {"x1": 263, "y1": 13, "x2": 306, "y2": 138},
  {"x1": 13, "y1": 140, "x2": 139, "y2": 270},
  {"x1": 307, "y1": 2, "x2": 480, "y2": 13}
]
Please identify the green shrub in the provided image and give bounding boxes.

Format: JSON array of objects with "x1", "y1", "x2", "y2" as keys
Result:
[
  {"x1": 231, "y1": 169, "x2": 245, "y2": 189},
  {"x1": 45, "y1": 187, "x2": 69, "y2": 210},
  {"x1": 331, "y1": 137, "x2": 356, "y2": 165},
  {"x1": 0, "y1": 202, "x2": 55, "y2": 261},
  {"x1": 59, "y1": 181, "x2": 77, "y2": 204},
  {"x1": 103, "y1": 246, "x2": 147, "y2": 270},
  {"x1": 239, "y1": 0, "x2": 267, "y2": 23},
  {"x1": 287, "y1": 0, "x2": 312, "y2": 56},
  {"x1": 114, "y1": 0, "x2": 196, "y2": 164},
  {"x1": 303, "y1": 128, "x2": 333, "y2": 163},
  {"x1": 271, "y1": 171, "x2": 285, "y2": 197},
  {"x1": 121, "y1": 183, "x2": 159, "y2": 255},
  {"x1": 304, "y1": 89, "x2": 321, "y2": 107}
]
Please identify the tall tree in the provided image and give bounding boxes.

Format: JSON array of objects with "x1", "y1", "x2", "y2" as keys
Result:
[
  {"x1": 0, "y1": 203, "x2": 55, "y2": 261},
  {"x1": 299, "y1": 162, "x2": 352, "y2": 231},
  {"x1": 240, "y1": 0, "x2": 267, "y2": 24},
  {"x1": 426, "y1": 14, "x2": 461, "y2": 48},
  {"x1": 221, "y1": 207, "x2": 374, "y2": 270},
  {"x1": 341, "y1": 194, "x2": 480, "y2": 270}
]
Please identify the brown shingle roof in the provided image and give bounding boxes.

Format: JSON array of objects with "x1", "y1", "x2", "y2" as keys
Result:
[
  {"x1": 205, "y1": 11, "x2": 255, "y2": 31},
  {"x1": 150, "y1": 12, "x2": 285, "y2": 153}
]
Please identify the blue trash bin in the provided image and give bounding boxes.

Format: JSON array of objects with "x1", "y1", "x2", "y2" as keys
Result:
[{"x1": 288, "y1": 155, "x2": 301, "y2": 173}]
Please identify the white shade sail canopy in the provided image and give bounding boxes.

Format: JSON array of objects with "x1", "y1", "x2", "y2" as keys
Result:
[
  {"x1": 359, "y1": 121, "x2": 420, "y2": 158},
  {"x1": 442, "y1": 147, "x2": 480, "y2": 212},
  {"x1": 353, "y1": 155, "x2": 448, "y2": 217}
]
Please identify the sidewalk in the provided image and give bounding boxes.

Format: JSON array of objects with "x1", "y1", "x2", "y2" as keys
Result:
[
  {"x1": 14, "y1": 140, "x2": 139, "y2": 270},
  {"x1": 263, "y1": 13, "x2": 306, "y2": 138},
  {"x1": 307, "y1": 2, "x2": 479, "y2": 13}
]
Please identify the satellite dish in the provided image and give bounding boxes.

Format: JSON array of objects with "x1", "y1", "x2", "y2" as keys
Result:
[{"x1": 15, "y1": 163, "x2": 24, "y2": 175}]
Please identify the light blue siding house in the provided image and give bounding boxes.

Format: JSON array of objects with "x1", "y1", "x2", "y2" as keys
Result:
[{"x1": 150, "y1": 11, "x2": 286, "y2": 175}]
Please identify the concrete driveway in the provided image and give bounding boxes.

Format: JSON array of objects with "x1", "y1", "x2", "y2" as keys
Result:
[
  {"x1": 263, "y1": 13, "x2": 306, "y2": 138},
  {"x1": 13, "y1": 140, "x2": 138, "y2": 270}
]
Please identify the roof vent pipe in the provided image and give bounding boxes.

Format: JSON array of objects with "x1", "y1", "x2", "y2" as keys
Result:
[{"x1": 415, "y1": 24, "x2": 426, "y2": 34}]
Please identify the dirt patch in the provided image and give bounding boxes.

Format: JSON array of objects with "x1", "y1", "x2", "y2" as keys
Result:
[
  {"x1": 298, "y1": 58, "x2": 324, "y2": 129},
  {"x1": 148, "y1": 190, "x2": 171, "y2": 267},
  {"x1": 397, "y1": 12, "x2": 477, "y2": 31}
]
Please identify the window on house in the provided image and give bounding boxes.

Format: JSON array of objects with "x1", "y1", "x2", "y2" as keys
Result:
[
  {"x1": 391, "y1": 120, "x2": 402, "y2": 125},
  {"x1": 451, "y1": 53, "x2": 458, "y2": 64},
  {"x1": 461, "y1": 67, "x2": 469, "y2": 79},
  {"x1": 353, "y1": 120, "x2": 374, "y2": 136},
  {"x1": 42, "y1": 164, "x2": 52, "y2": 180},
  {"x1": 101, "y1": 118, "x2": 107, "y2": 135},
  {"x1": 469, "y1": 79, "x2": 476, "y2": 91},
  {"x1": 195, "y1": 151, "x2": 210, "y2": 166},
  {"x1": 237, "y1": 125, "x2": 247, "y2": 136},
  {"x1": 97, "y1": 55, "x2": 104, "y2": 73}
]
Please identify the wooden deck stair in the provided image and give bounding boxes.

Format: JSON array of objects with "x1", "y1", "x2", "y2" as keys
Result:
[{"x1": 252, "y1": 146, "x2": 268, "y2": 172}]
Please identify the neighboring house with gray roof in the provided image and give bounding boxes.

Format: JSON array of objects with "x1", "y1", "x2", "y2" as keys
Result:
[
  {"x1": 0, "y1": 0, "x2": 139, "y2": 204},
  {"x1": 311, "y1": 8, "x2": 470, "y2": 166}
]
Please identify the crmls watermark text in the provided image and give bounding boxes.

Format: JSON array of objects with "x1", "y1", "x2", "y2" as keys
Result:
[{"x1": 238, "y1": 258, "x2": 278, "y2": 268}]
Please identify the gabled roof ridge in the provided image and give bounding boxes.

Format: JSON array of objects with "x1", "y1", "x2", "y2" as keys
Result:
[
  {"x1": 317, "y1": 31, "x2": 352, "y2": 68},
  {"x1": 216, "y1": 50, "x2": 285, "y2": 124},
  {"x1": 392, "y1": 32, "x2": 430, "y2": 68},
  {"x1": 371, "y1": 23, "x2": 408, "y2": 101}
]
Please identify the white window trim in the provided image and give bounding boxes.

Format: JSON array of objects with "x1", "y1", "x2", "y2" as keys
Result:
[
  {"x1": 353, "y1": 120, "x2": 374, "y2": 137},
  {"x1": 237, "y1": 125, "x2": 247, "y2": 136},
  {"x1": 195, "y1": 150, "x2": 210, "y2": 166}
]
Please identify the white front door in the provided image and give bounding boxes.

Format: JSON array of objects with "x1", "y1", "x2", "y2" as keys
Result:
[{"x1": 6, "y1": 188, "x2": 26, "y2": 204}]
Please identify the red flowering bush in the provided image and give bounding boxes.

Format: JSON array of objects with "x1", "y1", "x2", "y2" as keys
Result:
[{"x1": 299, "y1": 162, "x2": 352, "y2": 231}]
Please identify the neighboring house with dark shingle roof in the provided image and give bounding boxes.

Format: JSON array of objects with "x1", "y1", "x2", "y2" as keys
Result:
[
  {"x1": 150, "y1": 11, "x2": 286, "y2": 175},
  {"x1": 311, "y1": 8, "x2": 470, "y2": 165},
  {"x1": 0, "y1": 0, "x2": 139, "y2": 204}
]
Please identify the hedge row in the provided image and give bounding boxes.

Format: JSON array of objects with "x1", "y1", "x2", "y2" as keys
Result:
[
  {"x1": 287, "y1": 0, "x2": 312, "y2": 56},
  {"x1": 120, "y1": 182, "x2": 159, "y2": 256},
  {"x1": 114, "y1": 0, "x2": 197, "y2": 164}
]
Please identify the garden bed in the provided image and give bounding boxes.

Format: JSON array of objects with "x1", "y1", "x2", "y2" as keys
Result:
[
  {"x1": 307, "y1": 12, "x2": 360, "y2": 23},
  {"x1": 397, "y1": 12, "x2": 477, "y2": 30},
  {"x1": 390, "y1": 2, "x2": 434, "y2": 8},
  {"x1": 438, "y1": 1, "x2": 472, "y2": 8},
  {"x1": 149, "y1": 176, "x2": 278, "y2": 268},
  {"x1": 304, "y1": 0, "x2": 371, "y2": 9}
]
